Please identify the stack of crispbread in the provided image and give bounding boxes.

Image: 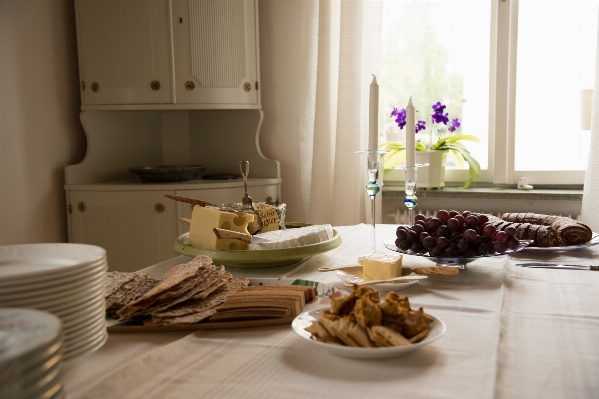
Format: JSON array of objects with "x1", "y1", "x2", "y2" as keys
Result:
[
  {"x1": 105, "y1": 271, "x2": 154, "y2": 311},
  {"x1": 117, "y1": 255, "x2": 250, "y2": 325},
  {"x1": 209, "y1": 286, "x2": 317, "y2": 322}
]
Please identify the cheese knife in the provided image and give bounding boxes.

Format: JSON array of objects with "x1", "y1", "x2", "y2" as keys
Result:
[
  {"x1": 213, "y1": 228, "x2": 270, "y2": 244},
  {"x1": 515, "y1": 263, "x2": 599, "y2": 270},
  {"x1": 317, "y1": 265, "x2": 460, "y2": 275}
]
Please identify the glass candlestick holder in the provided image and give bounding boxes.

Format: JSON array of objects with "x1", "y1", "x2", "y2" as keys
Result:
[
  {"x1": 394, "y1": 163, "x2": 429, "y2": 226},
  {"x1": 355, "y1": 149, "x2": 391, "y2": 256}
]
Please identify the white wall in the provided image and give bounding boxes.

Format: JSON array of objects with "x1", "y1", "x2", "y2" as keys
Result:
[{"x1": 0, "y1": 0, "x2": 86, "y2": 245}]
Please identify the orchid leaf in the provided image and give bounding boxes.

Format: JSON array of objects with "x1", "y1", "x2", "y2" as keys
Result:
[
  {"x1": 445, "y1": 134, "x2": 479, "y2": 143},
  {"x1": 449, "y1": 149, "x2": 465, "y2": 167}
]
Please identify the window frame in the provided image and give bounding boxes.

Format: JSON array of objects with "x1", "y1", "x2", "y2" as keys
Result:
[{"x1": 493, "y1": 0, "x2": 587, "y2": 186}]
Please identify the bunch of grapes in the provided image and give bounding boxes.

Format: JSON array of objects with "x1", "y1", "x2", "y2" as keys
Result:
[{"x1": 395, "y1": 210, "x2": 521, "y2": 257}]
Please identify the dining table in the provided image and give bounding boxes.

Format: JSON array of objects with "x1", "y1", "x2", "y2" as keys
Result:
[{"x1": 62, "y1": 223, "x2": 599, "y2": 399}]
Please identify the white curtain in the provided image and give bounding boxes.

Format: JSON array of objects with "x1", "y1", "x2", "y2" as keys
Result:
[
  {"x1": 258, "y1": 0, "x2": 383, "y2": 226},
  {"x1": 581, "y1": 11, "x2": 599, "y2": 231}
]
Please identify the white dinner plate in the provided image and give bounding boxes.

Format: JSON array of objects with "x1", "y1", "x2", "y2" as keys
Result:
[
  {"x1": 63, "y1": 329, "x2": 108, "y2": 361},
  {"x1": 335, "y1": 267, "x2": 420, "y2": 291},
  {"x1": 1, "y1": 271, "x2": 106, "y2": 303},
  {"x1": 0, "y1": 243, "x2": 106, "y2": 282},
  {"x1": 292, "y1": 308, "x2": 446, "y2": 359},
  {"x1": 0, "y1": 259, "x2": 107, "y2": 291}
]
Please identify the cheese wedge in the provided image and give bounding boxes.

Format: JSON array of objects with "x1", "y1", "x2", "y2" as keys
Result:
[
  {"x1": 189, "y1": 206, "x2": 254, "y2": 251},
  {"x1": 358, "y1": 252, "x2": 403, "y2": 281},
  {"x1": 247, "y1": 224, "x2": 333, "y2": 250}
]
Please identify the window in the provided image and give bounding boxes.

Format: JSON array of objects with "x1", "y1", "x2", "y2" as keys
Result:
[{"x1": 380, "y1": 0, "x2": 599, "y2": 186}]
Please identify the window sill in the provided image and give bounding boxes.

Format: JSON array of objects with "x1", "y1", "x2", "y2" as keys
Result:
[{"x1": 382, "y1": 184, "x2": 583, "y2": 201}]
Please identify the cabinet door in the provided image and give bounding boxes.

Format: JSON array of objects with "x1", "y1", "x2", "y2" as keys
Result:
[
  {"x1": 171, "y1": 0, "x2": 259, "y2": 106},
  {"x1": 68, "y1": 190, "x2": 178, "y2": 272},
  {"x1": 75, "y1": 0, "x2": 173, "y2": 105}
]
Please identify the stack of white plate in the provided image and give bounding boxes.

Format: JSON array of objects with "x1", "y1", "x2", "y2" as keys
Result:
[
  {"x1": 0, "y1": 243, "x2": 108, "y2": 360},
  {"x1": 0, "y1": 308, "x2": 65, "y2": 399}
]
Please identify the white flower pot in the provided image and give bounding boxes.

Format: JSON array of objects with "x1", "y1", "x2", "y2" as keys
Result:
[{"x1": 415, "y1": 150, "x2": 448, "y2": 189}]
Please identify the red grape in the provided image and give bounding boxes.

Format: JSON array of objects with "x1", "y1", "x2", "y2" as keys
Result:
[
  {"x1": 482, "y1": 224, "x2": 496, "y2": 237},
  {"x1": 465, "y1": 215, "x2": 479, "y2": 227},
  {"x1": 419, "y1": 232, "x2": 430, "y2": 242},
  {"x1": 427, "y1": 217, "x2": 443, "y2": 230},
  {"x1": 407, "y1": 230, "x2": 419, "y2": 242},
  {"x1": 456, "y1": 239, "x2": 469, "y2": 252},
  {"x1": 437, "y1": 210, "x2": 450, "y2": 223},
  {"x1": 449, "y1": 210, "x2": 459, "y2": 218},
  {"x1": 507, "y1": 237, "x2": 520, "y2": 250},
  {"x1": 455, "y1": 215, "x2": 466, "y2": 226},
  {"x1": 396, "y1": 229, "x2": 408, "y2": 240},
  {"x1": 493, "y1": 242, "x2": 507, "y2": 253},
  {"x1": 423, "y1": 236, "x2": 437, "y2": 249},
  {"x1": 399, "y1": 240, "x2": 412, "y2": 250},
  {"x1": 478, "y1": 214, "x2": 489, "y2": 225},
  {"x1": 412, "y1": 224, "x2": 425, "y2": 234},
  {"x1": 415, "y1": 214, "x2": 426, "y2": 223},
  {"x1": 505, "y1": 226, "x2": 517, "y2": 237},
  {"x1": 463, "y1": 229, "x2": 478, "y2": 242},
  {"x1": 462, "y1": 211, "x2": 471, "y2": 218},
  {"x1": 495, "y1": 231, "x2": 508, "y2": 243},
  {"x1": 436, "y1": 236, "x2": 449, "y2": 248},
  {"x1": 447, "y1": 218, "x2": 460, "y2": 231}
]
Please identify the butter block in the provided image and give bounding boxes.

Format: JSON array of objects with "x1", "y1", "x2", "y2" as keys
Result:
[
  {"x1": 247, "y1": 224, "x2": 333, "y2": 250},
  {"x1": 189, "y1": 206, "x2": 254, "y2": 251},
  {"x1": 358, "y1": 252, "x2": 403, "y2": 281}
]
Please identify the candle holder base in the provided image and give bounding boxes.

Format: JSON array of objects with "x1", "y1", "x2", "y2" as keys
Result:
[
  {"x1": 393, "y1": 163, "x2": 429, "y2": 226},
  {"x1": 355, "y1": 149, "x2": 391, "y2": 256}
]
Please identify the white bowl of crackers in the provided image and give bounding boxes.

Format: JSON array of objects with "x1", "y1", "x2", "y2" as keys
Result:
[{"x1": 291, "y1": 286, "x2": 446, "y2": 359}]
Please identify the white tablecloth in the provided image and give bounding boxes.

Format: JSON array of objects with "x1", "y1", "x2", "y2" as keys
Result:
[{"x1": 63, "y1": 224, "x2": 599, "y2": 399}]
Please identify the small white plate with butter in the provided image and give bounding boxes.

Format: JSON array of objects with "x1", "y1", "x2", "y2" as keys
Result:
[{"x1": 336, "y1": 268, "x2": 420, "y2": 291}]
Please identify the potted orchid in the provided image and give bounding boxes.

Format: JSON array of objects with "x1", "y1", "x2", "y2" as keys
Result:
[{"x1": 381, "y1": 101, "x2": 481, "y2": 188}]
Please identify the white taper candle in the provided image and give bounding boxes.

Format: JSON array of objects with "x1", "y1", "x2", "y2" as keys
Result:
[
  {"x1": 406, "y1": 97, "x2": 415, "y2": 167},
  {"x1": 369, "y1": 75, "x2": 379, "y2": 150}
]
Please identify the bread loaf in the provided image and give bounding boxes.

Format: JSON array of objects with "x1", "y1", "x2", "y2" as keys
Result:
[
  {"x1": 501, "y1": 213, "x2": 591, "y2": 246},
  {"x1": 486, "y1": 213, "x2": 591, "y2": 247}
]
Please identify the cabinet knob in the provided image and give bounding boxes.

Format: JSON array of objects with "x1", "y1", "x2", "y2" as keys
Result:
[
  {"x1": 243, "y1": 82, "x2": 251, "y2": 92},
  {"x1": 255, "y1": 81, "x2": 259, "y2": 90},
  {"x1": 80, "y1": 81, "x2": 85, "y2": 91},
  {"x1": 185, "y1": 81, "x2": 195, "y2": 90},
  {"x1": 151, "y1": 81, "x2": 161, "y2": 91},
  {"x1": 78, "y1": 202, "x2": 86, "y2": 212},
  {"x1": 265, "y1": 196, "x2": 272, "y2": 202},
  {"x1": 91, "y1": 82, "x2": 99, "y2": 92},
  {"x1": 155, "y1": 203, "x2": 165, "y2": 213}
]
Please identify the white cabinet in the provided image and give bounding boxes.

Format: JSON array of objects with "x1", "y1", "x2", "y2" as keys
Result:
[{"x1": 75, "y1": 0, "x2": 260, "y2": 109}]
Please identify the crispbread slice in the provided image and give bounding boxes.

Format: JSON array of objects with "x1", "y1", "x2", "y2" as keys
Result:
[
  {"x1": 145, "y1": 265, "x2": 230, "y2": 313},
  {"x1": 150, "y1": 276, "x2": 250, "y2": 320},
  {"x1": 107, "y1": 273, "x2": 154, "y2": 310},
  {"x1": 239, "y1": 286, "x2": 317, "y2": 303},
  {"x1": 117, "y1": 255, "x2": 212, "y2": 319},
  {"x1": 105, "y1": 271, "x2": 137, "y2": 298}
]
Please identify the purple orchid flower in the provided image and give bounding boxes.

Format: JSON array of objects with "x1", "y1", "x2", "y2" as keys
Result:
[
  {"x1": 415, "y1": 120, "x2": 427, "y2": 133},
  {"x1": 448, "y1": 117, "x2": 461, "y2": 132},
  {"x1": 391, "y1": 107, "x2": 407, "y2": 129}
]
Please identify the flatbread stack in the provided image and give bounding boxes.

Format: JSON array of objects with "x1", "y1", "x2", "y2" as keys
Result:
[
  {"x1": 487, "y1": 213, "x2": 592, "y2": 247},
  {"x1": 105, "y1": 271, "x2": 154, "y2": 311},
  {"x1": 209, "y1": 286, "x2": 317, "y2": 322},
  {"x1": 117, "y1": 255, "x2": 250, "y2": 325}
]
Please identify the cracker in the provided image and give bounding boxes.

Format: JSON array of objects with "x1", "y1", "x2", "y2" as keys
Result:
[
  {"x1": 105, "y1": 271, "x2": 136, "y2": 298},
  {"x1": 117, "y1": 255, "x2": 212, "y2": 319}
]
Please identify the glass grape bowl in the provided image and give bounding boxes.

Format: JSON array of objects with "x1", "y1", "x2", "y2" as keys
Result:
[{"x1": 384, "y1": 239, "x2": 534, "y2": 268}]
